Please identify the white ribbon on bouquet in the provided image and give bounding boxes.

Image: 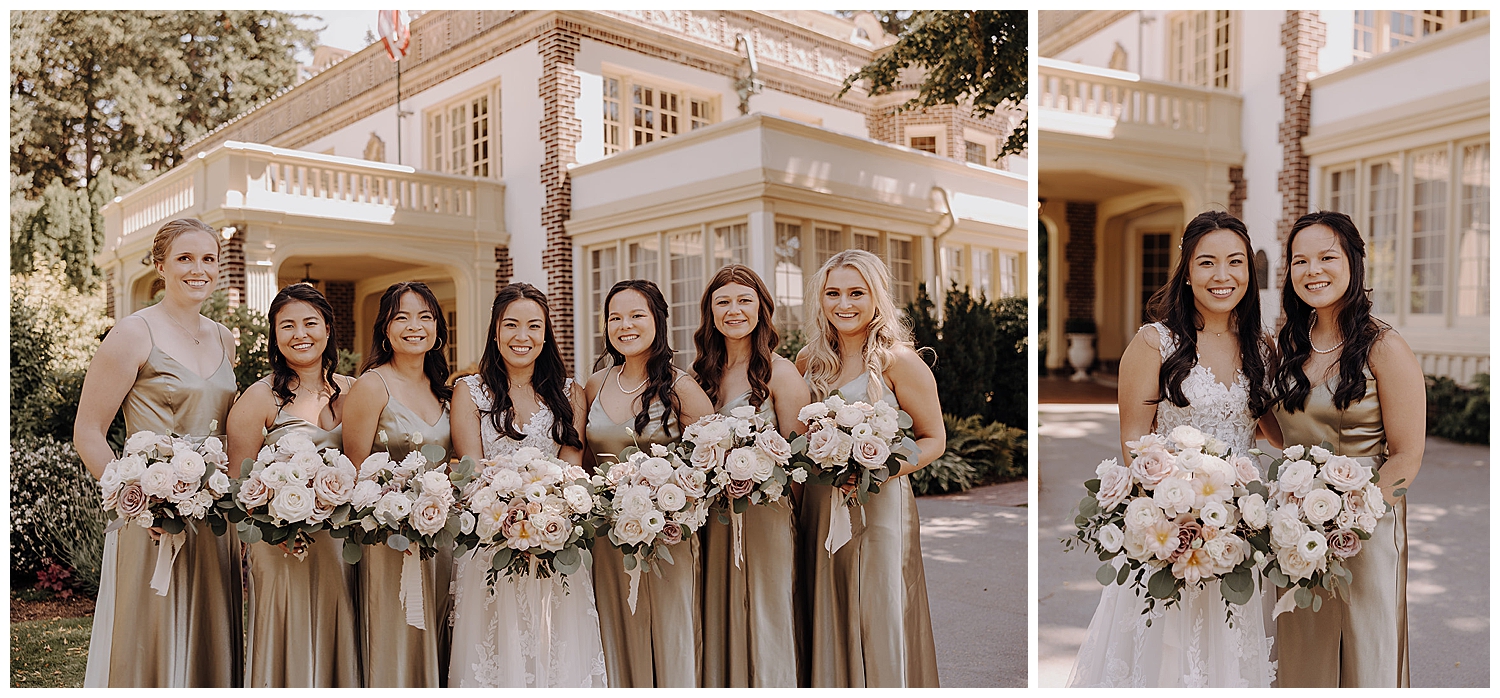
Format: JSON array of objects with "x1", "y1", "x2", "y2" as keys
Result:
[
  {"x1": 148, "y1": 531, "x2": 187, "y2": 596},
  {"x1": 399, "y1": 543, "x2": 426, "y2": 629},
  {"x1": 823, "y1": 490, "x2": 853, "y2": 555}
]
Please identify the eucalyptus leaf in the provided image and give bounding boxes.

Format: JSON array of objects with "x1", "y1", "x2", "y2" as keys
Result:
[
  {"x1": 1294, "y1": 586, "x2": 1313, "y2": 608},
  {"x1": 1096, "y1": 563, "x2": 1116, "y2": 586},
  {"x1": 555, "y1": 546, "x2": 581, "y2": 568},
  {"x1": 1115, "y1": 562, "x2": 1130, "y2": 586},
  {"x1": 435, "y1": 529, "x2": 455, "y2": 548},
  {"x1": 732, "y1": 497, "x2": 750, "y2": 514},
  {"x1": 342, "y1": 541, "x2": 364, "y2": 564},
  {"x1": 388, "y1": 534, "x2": 410, "y2": 551},
  {"x1": 1078, "y1": 495, "x2": 1099, "y2": 518},
  {"x1": 239, "y1": 525, "x2": 263, "y2": 544},
  {"x1": 1084, "y1": 478, "x2": 1101, "y2": 494},
  {"x1": 420, "y1": 444, "x2": 447, "y2": 464},
  {"x1": 492, "y1": 547, "x2": 513, "y2": 571},
  {"x1": 622, "y1": 552, "x2": 638, "y2": 571},
  {"x1": 160, "y1": 516, "x2": 186, "y2": 535},
  {"x1": 896, "y1": 410, "x2": 913, "y2": 429},
  {"x1": 1147, "y1": 567, "x2": 1177, "y2": 600},
  {"x1": 658, "y1": 544, "x2": 675, "y2": 566},
  {"x1": 1312, "y1": 592, "x2": 1323, "y2": 612}
]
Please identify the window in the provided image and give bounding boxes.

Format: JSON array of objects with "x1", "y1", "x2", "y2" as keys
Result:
[
  {"x1": 1409, "y1": 149, "x2": 1449, "y2": 315},
  {"x1": 627, "y1": 237, "x2": 660, "y2": 283},
  {"x1": 1420, "y1": 10, "x2": 1449, "y2": 36},
  {"x1": 589, "y1": 247, "x2": 619, "y2": 359},
  {"x1": 602, "y1": 74, "x2": 715, "y2": 156},
  {"x1": 1329, "y1": 167, "x2": 1356, "y2": 214},
  {"x1": 1389, "y1": 11, "x2": 1417, "y2": 50},
  {"x1": 853, "y1": 231, "x2": 882, "y2": 258},
  {"x1": 889, "y1": 236, "x2": 916, "y2": 306},
  {"x1": 965, "y1": 141, "x2": 987, "y2": 165},
  {"x1": 1457, "y1": 143, "x2": 1489, "y2": 316},
  {"x1": 1353, "y1": 10, "x2": 1480, "y2": 62},
  {"x1": 1170, "y1": 11, "x2": 1233, "y2": 89},
  {"x1": 942, "y1": 246, "x2": 966, "y2": 290},
  {"x1": 774, "y1": 222, "x2": 804, "y2": 333},
  {"x1": 446, "y1": 311, "x2": 458, "y2": 372},
  {"x1": 814, "y1": 226, "x2": 844, "y2": 269},
  {"x1": 1367, "y1": 159, "x2": 1402, "y2": 315},
  {"x1": 426, "y1": 85, "x2": 499, "y2": 177},
  {"x1": 1353, "y1": 10, "x2": 1377, "y2": 61},
  {"x1": 974, "y1": 248, "x2": 994, "y2": 298},
  {"x1": 1000, "y1": 252, "x2": 1021, "y2": 298},
  {"x1": 668, "y1": 231, "x2": 705, "y2": 369},
  {"x1": 713, "y1": 223, "x2": 748, "y2": 269},
  {"x1": 910, "y1": 136, "x2": 938, "y2": 154},
  {"x1": 1141, "y1": 233, "x2": 1171, "y2": 324}
]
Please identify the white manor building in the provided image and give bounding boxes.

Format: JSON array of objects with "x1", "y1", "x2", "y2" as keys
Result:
[
  {"x1": 96, "y1": 10, "x2": 1028, "y2": 379},
  {"x1": 1038, "y1": 10, "x2": 1488, "y2": 383}
]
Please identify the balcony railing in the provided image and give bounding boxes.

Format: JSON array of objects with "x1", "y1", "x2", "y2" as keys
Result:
[
  {"x1": 105, "y1": 141, "x2": 503, "y2": 244},
  {"x1": 1036, "y1": 57, "x2": 1241, "y2": 152}
]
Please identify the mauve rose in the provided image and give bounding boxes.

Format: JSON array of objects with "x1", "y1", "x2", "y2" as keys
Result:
[
  {"x1": 168, "y1": 477, "x2": 197, "y2": 503},
  {"x1": 533, "y1": 513, "x2": 572, "y2": 551},
  {"x1": 726, "y1": 478, "x2": 755, "y2": 498},
  {"x1": 1168, "y1": 519, "x2": 1202, "y2": 563},
  {"x1": 1130, "y1": 449, "x2": 1177, "y2": 487},
  {"x1": 1327, "y1": 528, "x2": 1363, "y2": 560},
  {"x1": 117, "y1": 482, "x2": 150, "y2": 519},
  {"x1": 658, "y1": 522, "x2": 683, "y2": 546}
]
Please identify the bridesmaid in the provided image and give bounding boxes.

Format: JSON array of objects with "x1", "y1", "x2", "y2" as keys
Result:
[
  {"x1": 1271, "y1": 211, "x2": 1425, "y2": 687},
  {"x1": 795, "y1": 249, "x2": 943, "y2": 688},
  {"x1": 74, "y1": 218, "x2": 243, "y2": 686},
  {"x1": 585, "y1": 279, "x2": 714, "y2": 687},
  {"x1": 342, "y1": 281, "x2": 455, "y2": 687},
  {"x1": 691, "y1": 265, "x2": 809, "y2": 687},
  {"x1": 226, "y1": 283, "x2": 360, "y2": 686}
]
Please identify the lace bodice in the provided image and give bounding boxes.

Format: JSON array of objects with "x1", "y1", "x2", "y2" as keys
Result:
[
  {"x1": 459, "y1": 375, "x2": 569, "y2": 460},
  {"x1": 1146, "y1": 323, "x2": 1256, "y2": 454}
]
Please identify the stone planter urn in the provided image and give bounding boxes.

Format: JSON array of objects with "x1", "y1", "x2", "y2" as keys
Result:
[{"x1": 1066, "y1": 333, "x2": 1095, "y2": 382}]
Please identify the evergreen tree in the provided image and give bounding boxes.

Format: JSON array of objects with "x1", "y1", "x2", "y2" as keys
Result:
[
  {"x1": 936, "y1": 283, "x2": 997, "y2": 419},
  {"x1": 987, "y1": 295, "x2": 1027, "y2": 429}
]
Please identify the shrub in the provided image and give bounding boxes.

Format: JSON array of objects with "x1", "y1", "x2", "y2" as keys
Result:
[
  {"x1": 9, "y1": 264, "x2": 112, "y2": 443},
  {"x1": 902, "y1": 284, "x2": 1027, "y2": 429},
  {"x1": 337, "y1": 349, "x2": 362, "y2": 376},
  {"x1": 908, "y1": 454, "x2": 978, "y2": 496},
  {"x1": 909, "y1": 414, "x2": 1027, "y2": 496},
  {"x1": 775, "y1": 328, "x2": 806, "y2": 361},
  {"x1": 9, "y1": 434, "x2": 107, "y2": 593},
  {"x1": 1427, "y1": 373, "x2": 1489, "y2": 444},
  {"x1": 986, "y1": 295, "x2": 1027, "y2": 429}
]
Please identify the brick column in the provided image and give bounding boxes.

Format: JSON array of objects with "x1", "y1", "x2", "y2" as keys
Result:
[
  {"x1": 539, "y1": 24, "x2": 583, "y2": 369},
  {"x1": 495, "y1": 245, "x2": 513, "y2": 294},
  {"x1": 1276, "y1": 13, "x2": 1325, "y2": 260},
  {"x1": 1228, "y1": 165, "x2": 1247, "y2": 220},
  {"x1": 104, "y1": 268, "x2": 116, "y2": 318},
  {"x1": 1064, "y1": 202, "x2": 1097, "y2": 323},
  {"x1": 218, "y1": 229, "x2": 246, "y2": 308},
  {"x1": 325, "y1": 281, "x2": 356, "y2": 353}
]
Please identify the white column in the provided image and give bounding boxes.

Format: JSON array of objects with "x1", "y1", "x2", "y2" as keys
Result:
[
  {"x1": 242, "y1": 224, "x2": 277, "y2": 313},
  {"x1": 747, "y1": 206, "x2": 774, "y2": 281}
]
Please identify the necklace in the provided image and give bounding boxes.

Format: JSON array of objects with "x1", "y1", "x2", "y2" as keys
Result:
[
  {"x1": 614, "y1": 366, "x2": 648, "y2": 394},
  {"x1": 165, "y1": 311, "x2": 202, "y2": 345},
  {"x1": 1308, "y1": 313, "x2": 1344, "y2": 355}
]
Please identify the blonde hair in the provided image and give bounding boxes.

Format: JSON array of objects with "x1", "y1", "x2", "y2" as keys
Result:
[
  {"x1": 150, "y1": 218, "x2": 220, "y2": 269},
  {"x1": 803, "y1": 249, "x2": 911, "y2": 401}
]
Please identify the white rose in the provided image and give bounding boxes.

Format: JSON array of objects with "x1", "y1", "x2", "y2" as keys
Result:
[
  {"x1": 171, "y1": 449, "x2": 208, "y2": 484},
  {"x1": 459, "y1": 510, "x2": 476, "y2": 535},
  {"x1": 1319, "y1": 455, "x2": 1373, "y2": 492},
  {"x1": 312, "y1": 466, "x2": 356, "y2": 506},
  {"x1": 260, "y1": 462, "x2": 293, "y2": 490},
  {"x1": 98, "y1": 467, "x2": 124, "y2": 499},
  {"x1": 1169, "y1": 425, "x2": 1207, "y2": 451},
  {"x1": 755, "y1": 429, "x2": 792, "y2": 463},
  {"x1": 1301, "y1": 488, "x2": 1343, "y2": 525},
  {"x1": 724, "y1": 448, "x2": 759, "y2": 481},
  {"x1": 374, "y1": 491, "x2": 414, "y2": 525},
  {"x1": 749, "y1": 452, "x2": 776, "y2": 482},
  {"x1": 269, "y1": 485, "x2": 317, "y2": 523},
  {"x1": 869, "y1": 415, "x2": 899, "y2": 440},
  {"x1": 763, "y1": 478, "x2": 785, "y2": 501},
  {"x1": 140, "y1": 462, "x2": 178, "y2": 500},
  {"x1": 616, "y1": 486, "x2": 655, "y2": 516},
  {"x1": 637, "y1": 457, "x2": 675, "y2": 487},
  {"x1": 532, "y1": 513, "x2": 572, "y2": 551},
  {"x1": 124, "y1": 430, "x2": 159, "y2": 454},
  {"x1": 1202, "y1": 532, "x2": 1245, "y2": 569},
  {"x1": 613, "y1": 514, "x2": 653, "y2": 547},
  {"x1": 690, "y1": 443, "x2": 724, "y2": 472},
  {"x1": 798, "y1": 402, "x2": 830, "y2": 423},
  {"x1": 409, "y1": 494, "x2": 448, "y2": 536},
  {"x1": 1278, "y1": 459, "x2": 1318, "y2": 497},
  {"x1": 1334, "y1": 507, "x2": 1358, "y2": 530},
  {"x1": 672, "y1": 467, "x2": 708, "y2": 498},
  {"x1": 112, "y1": 455, "x2": 148, "y2": 484},
  {"x1": 490, "y1": 468, "x2": 524, "y2": 495},
  {"x1": 834, "y1": 405, "x2": 865, "y2": 428},
  {"x1": 1308, "y1": 445, "x2": 1331, "y2": 464},
  {"x1": 1277, "y1": 548, "x2": 1317, "y2": 581},
  {"x1": 238, "y1": 471, "x2": 272, "y2": 508},
  {"x1": 850, "y1": 433, "x2": 892, "y2": 470},
  {"x1": 421, "y1": 470, "x2": 453, "y2": 499},
  {"x1": 1124, "y1": 497, "x2": 1165, "y2": 531},
  {"x1": 1239, "y1": 494, "x2": 1269, "y2": 529},
  {"x1": 1360, "y1": 483, "x2": 1387, "y2": 515},
  {"x1": 1269, "y1": 508, "x2": 1309, "y2": 549},
  {"x1": 277, "y1": 432, "x2": 318, "y2": 455},
  {"x1": 1097, "y1": 523, "x2": 1124, "y2": 553},
  {"x1": 1152, "y1": 477, "x2": 1196, "y2": 517},
  {"x1": 1228, "y1": 455, "x2": 1261, "y2": 487},
  {"x1": 1281, "y1": 444, "x2": 1306, "y2": 461},
  {"x1": 358, "y1": 452, "x2": 393, "y2": 480},
  {"x1": 564, "y1": 485, "x2": 593, "y2": 514},
  {"x1": 1199, "y1": 500, "x2": 1231, "y2": 529},
  {"x1": 1356, "y1": 513, "x2": 1379, "y2": 533},
  {"x1": 206, "y1": 470, "x2": 231, "y2": 497},
  {"x1": 1095, "y1": 462, "x2": 1133, "y2": 512},
  {"x1": 655, "y1": 483, "x2": 687, "y2": 512},
  {"x1": 349, "y1": 480, "x2": 383, "y2": 509}
]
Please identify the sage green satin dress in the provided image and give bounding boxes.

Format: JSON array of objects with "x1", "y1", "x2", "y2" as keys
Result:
[
  {"x1": 244, "y1": 395, "x2": 362, "y2": 687},
  {"x1": 354, "y1": 373, "x2": 454, "y2": 687},
  {"x1": 83, "y1": 332, "x2": 243, "y2": 687},
  {"x1": 701, "y1": 392, "x2": 801, "y2": 687},
  {"x1": 797, "y1": 373, "x2": 940, "y2": 687},
  {"x1": 588, "y1": 395, "x2": 702, "y2": 687},
  {"x1": 1273, "y1": 368, "x2": 1409, "y2": 687}
]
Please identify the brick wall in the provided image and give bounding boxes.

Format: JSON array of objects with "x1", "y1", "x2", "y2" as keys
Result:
[
  {"x1": 1064, "y1": 202, "x2": 1097, "y2": 323},
  {"x1": 1228, "y1": 165, "x2": 1246, "y2": 220},
  {"x1": 539, "y1": 24, "x2": 583, "y2": 370},
  {"x1": 495, "y1": 245, "x2": 513, "y2": 293},
  {"x1": 105, "y1": 268, "x2": 116, "y2": 318},
  {"x1": 324, "y1": 281, "x2": 356, "y2": 353},
  {"x1": 864, "y1": 102, "x2": 1014, "y2": 165},
  {"x1": 1276, "y1": 12, "x2": 1325, "y2": 257},
  {"x1": 218, "y1": 229, "x2": 246, "y2": 308}
]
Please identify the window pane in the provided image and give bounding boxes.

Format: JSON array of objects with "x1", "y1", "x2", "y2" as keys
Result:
[
  {"x1": 603, "y1": 77, "x2": 622, "y2": 156},
  {"x1": 974, "y1": 248, "x2": 993, "y2": 298},
  {"x1": 668, "y1": 231, "x2": 704, "y2": 370},
  {"x1": 910, "y1": 136, "x2": 937, "y2": 154},
  {"x1": 713, "y1": 222, "x2": 748, "y2": 269},
  {"x1": 965, "y1": 141, "x2": 986, "y2": 165},
  {"x1": 1458, "y1": 143, "x2": 1489, "y2": 316},
  {"x1": 1329, "y1": 167, "x2": 1355, "y2": 213},
  {"x1": 853, "y1": 231, "x2": 881, "y2": 259},
  {"x1": 774, "y1": 222, "x2": 804, "y2": 334},
  {"x1": 943, "y1": 246, "x2": 966, "y2": 289},
  {"x1": 1367, "y1": 160, "x2": 1401, "y2": 314},
  {"x1": 628, "y1": 237, "x2": 660, "y2": 282},
  {"x1": 1142, "y1": 233, "x2": 1171, "y2": 324},
  {"x1": 1000, "y1": 252, "x2": 1021, "y2": 298},
  {"x1": 889, "y1": 237, "x2": 914, "y2": 306},
  {"x1": 1410, "y1": 149, "x2": 1448, "y2": 315},
  {"x1": 814, "y1": 227, "x2": 843, "y2": 269},
  {"x1": 590, "y1": 246, "x2": 619, "y2": 362}
]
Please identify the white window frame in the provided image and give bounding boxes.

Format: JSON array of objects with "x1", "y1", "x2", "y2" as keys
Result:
[
  {"x1": 602, "y1": 71, "x2": 717, "y2": 156},
  {"x1": 905, "y1": 124, "x2": 947, "y2": 157},
  {"x1": 1168, "y1": 10, "x2": 1236, "y2": 90},
  {"x1": 424, "y1": 81, "x2": 501, "y2": 178}
]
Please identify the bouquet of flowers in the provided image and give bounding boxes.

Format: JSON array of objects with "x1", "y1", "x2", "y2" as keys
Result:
[
  {"x1": 1257, "y1": 443, "x2": 1400, "y2": 615},
  {"x1": 97, "y1": 429, "x2": 236, "y2": 594},
  {"x1": 453, "y1": 446, "x2": 601, "y2": 588},
  {"x1": 592, "y1": 444, "x2": 713, "y2": 611},
  {"x1": 679, "y1": 406, "x2": 801, "y2": 567},
  {"x1": 1063, "y1": 425, "x2": 1273, "y2": 620},
  {"x1": 790, "y1": 393, "x2": 919, "y2": 553},
  {"x1": 332, "y1": 439, "x2": 476, "y2": 629},
  {"x1": 232, "y1": 432, "x2": 359, "y2": 559}
]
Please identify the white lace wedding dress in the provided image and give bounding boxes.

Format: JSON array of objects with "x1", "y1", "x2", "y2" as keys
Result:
[
  {"x1": 448, "y1": 376, "x2": 608, "y2": 687},
  {"x1": 1066, "y1": 323, "x2": 1276, "y2": 688}
]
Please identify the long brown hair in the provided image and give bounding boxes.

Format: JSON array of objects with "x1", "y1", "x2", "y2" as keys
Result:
[
  {"x1": 692, "y1": 264, "x2": 779, "y2": 409},
  {"x1": 601, "y1": 279, "x2": 681, "y2": 437}
]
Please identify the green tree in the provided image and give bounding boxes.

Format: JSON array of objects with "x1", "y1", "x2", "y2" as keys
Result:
[
  {"x1": 986, "y1": 295, "x2": 1027, "y2": 429},
  {"x1": 838, "y1": 10, "x2": 1028, "y2": 156},
  {"x1": 935, "y1": 282, "x2": 996, "y2": 418}
]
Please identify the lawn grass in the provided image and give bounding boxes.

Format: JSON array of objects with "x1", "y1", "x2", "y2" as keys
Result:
[{"x1": 10, "y1": 616, "x2": 91, "y2": 688}]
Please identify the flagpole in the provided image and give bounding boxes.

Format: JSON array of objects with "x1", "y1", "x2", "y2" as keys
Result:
[{"x1": 396, "y1": 58, "x2": 403, "y2": 165}]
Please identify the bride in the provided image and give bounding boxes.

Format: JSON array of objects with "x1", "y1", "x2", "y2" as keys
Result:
[
  {"x1": 1067, "y1": 211, "x2": 1280, "y2": 687},
  {"x1": 448, "y1": 284, "x2": 607, "y2": 687}
]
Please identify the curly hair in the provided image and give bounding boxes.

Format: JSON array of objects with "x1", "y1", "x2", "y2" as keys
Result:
[
  {"x1": 360, "y1": 281, "x2": 452, "y2": 403},
  {"x1": 266, "y1": 283, "x2": 342, "y2": 408},
  {"x1": 600, "y1": 279, "x2": 682, "y2": 438},
  {"x1": 692, "y1": 264, "x2": 779, "y2": 409},
  {"x1": 802, "y1": 249, "x2": 912, "y2": 401},
  {"x1": 475, "y1": 283, "x2": 581, "y2": 448}
]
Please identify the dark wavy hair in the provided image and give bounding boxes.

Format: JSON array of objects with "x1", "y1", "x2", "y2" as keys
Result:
[
  {"x1": 477, "y1": 283, "x2": 581, "y2": 448},
  {"x1": 601, "y1": 279, "x2": 682, "y2": 438},
  {"x1": 1273, "y1": 210, "x2": 1385, "y2": 412},
  {"x1": 692, "y1": 265, "x2": 779, "y2": 409},
  {"x1": 266, "y1": 283, "x2": 341, "y2": 407},
  {"x1": 1145, "y1": 210, "x2": 1272, "y2": 417},
  {"x1": 360, "y1": 281, "x2": 452, "y2": 403}
]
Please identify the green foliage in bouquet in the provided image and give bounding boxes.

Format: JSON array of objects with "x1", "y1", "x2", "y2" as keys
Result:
[
  {"x1": 330, "y1": 445, "x2": 478, "y2": 565},
  {"x1": 787, "y1": 392, "x2": 920, "y2": 506}
]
